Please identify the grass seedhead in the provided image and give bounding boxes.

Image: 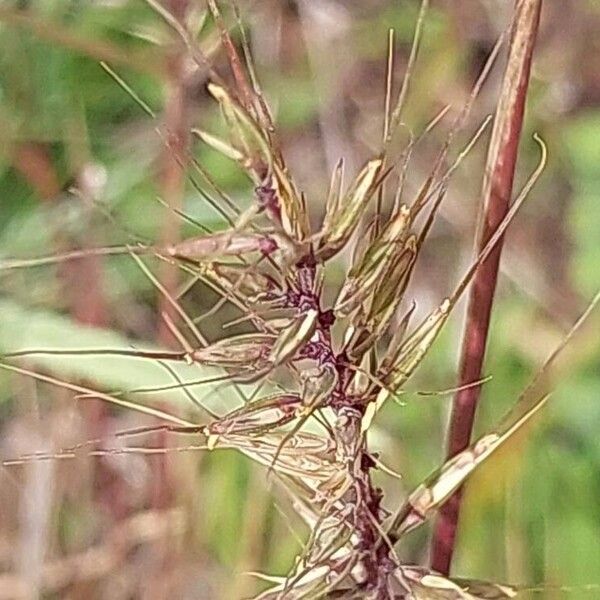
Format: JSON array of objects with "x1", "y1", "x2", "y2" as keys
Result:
[
  {"x1": 334, "y1": 205, "x2": 412, "y2": 318},
  {"x1": 316, "y1": 158, "x2": 384, "y2": 261},
  {"x1": 268, "y1": 308, "x2": 319, "y2": 367},
  {"x1": 190, "y1": 332, "x2": 275, "y2": 373},
  {"x1": 205, "y1": 82, "x2": 273, "y2": 176},
  {"x1": 388, "y1": 392, "x2": 550, "y2": 541},
  {"x1": 360, "y1": 299, "x2": 451, "y2": 434},
  {"x1": 196, "y1": 261, "x2": 279, "y2": 305},
  {"x1": 205, "y1": 393, "x2": 302, "y2": 437},
  {"x1": 2, "y1": 2, "x2": 598, "y2": 599}
]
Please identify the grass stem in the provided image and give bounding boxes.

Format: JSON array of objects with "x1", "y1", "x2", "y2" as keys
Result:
[{"x1": 430, "y1": 0, "x2": 543, "y2": 575}]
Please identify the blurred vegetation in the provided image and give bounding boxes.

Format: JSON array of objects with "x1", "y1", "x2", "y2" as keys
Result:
[{"x1": 0, "y1": 1, "x2": 599, "y2": 598}]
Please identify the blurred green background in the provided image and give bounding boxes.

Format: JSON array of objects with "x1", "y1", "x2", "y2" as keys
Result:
[{"x1": 0, "y1": 1, "x2": 599, "y2": 598}]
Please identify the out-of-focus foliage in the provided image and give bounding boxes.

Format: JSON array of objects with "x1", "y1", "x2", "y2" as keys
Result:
[{"x1": 0, "y1": 1, "x2": 599, "y2": 598}]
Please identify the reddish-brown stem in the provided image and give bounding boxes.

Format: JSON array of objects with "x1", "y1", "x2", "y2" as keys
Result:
[
  {"x1": 156, "y1": 3, "x2": 191, "y2": 347},
  {"x1": 208, "y1": 0, "x2": 254, "y2": 111},
  {"x1": 11, "y1": 143, "x2": 61, "y2": 200},
  {"x1": 430, "y1": 0, "x2": 542, "y2": 575},
  {"x1": 145, "y1": 4, "x2": 192, "y2": 595}
]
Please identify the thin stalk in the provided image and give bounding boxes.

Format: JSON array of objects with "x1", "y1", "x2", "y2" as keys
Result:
[
  {"x1": 430, "y1": 0, "x2": 543, "y2": 575},
  {"x1": 156, "y1": 1, "x2": 191, "y2": 348},
  {"x1": 151, "y1": 10, "x2": 191, "y2": 584}
]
